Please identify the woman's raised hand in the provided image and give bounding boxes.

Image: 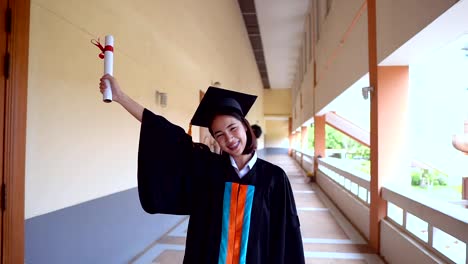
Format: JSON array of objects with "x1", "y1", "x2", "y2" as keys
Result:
[
  {"x1": 99, "y1": 74, "x2": 144, "y2": 122},
  {"x1": 99, "y1": 74, "x2": 124, "y2": 103}
]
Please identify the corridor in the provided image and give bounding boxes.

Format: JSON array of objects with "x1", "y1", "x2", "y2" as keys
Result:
[{"x1": 132, "y1": 154, "x2": 384, "y2": 264}]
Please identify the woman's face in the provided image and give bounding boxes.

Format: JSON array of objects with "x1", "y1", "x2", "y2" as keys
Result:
[{"x1": 211, "y1": 115, "x2": 247, "y2": 157}]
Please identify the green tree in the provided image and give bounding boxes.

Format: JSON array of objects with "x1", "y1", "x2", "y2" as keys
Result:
[
  {"x1": 307, "y1": 124, "x2": 315, "y2": 152},
  {"x1": 326, "y1": 125, "x2": 344, "y2": 149},
  {"x1": 325, "y1": 125, "x2": 370, "y2": 160}
]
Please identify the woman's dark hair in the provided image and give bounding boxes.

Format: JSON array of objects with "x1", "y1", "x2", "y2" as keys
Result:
[
  {"x1": 251, "y1": 124, "x2": 262, "y2": 139},
  {"x1": 208, "y1": 110, "x2": 257, "y2": 155}
]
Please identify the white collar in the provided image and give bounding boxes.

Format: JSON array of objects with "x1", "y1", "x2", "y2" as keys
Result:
[{"x1": 229, "y1": 152, "x2": 257, "y2": 175}]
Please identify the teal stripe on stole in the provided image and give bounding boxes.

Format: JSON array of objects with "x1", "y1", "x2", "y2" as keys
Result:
[
  {"x1": 218, "y1": 182, "x2": 232, "y2": 264},
  {"x1": 239, "y1": 185, "x2": 255, "y2": 264}
]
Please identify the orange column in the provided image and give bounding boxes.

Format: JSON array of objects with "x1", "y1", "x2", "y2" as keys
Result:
[
  {"x1": 314, "y1": 115, "x2": 326, "y2": 175},
  {"x1": 367, "y1": 0, "x2": 381, "y2": 252},
  {"x1": 369, "y1": 66, "x2": 409, "y2": 252}
]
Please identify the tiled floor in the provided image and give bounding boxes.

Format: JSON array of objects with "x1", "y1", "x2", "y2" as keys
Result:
[{"x1": 133, "y1": 154, "x2": 384, "y2": 264}]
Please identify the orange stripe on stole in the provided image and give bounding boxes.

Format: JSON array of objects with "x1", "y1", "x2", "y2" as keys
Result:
[
  {"x1": 226, "y1": 183, "x2": 239, "y2": 264},
  {"x1": 225, "y1": 183, "x2": 248, "y2": 264},
  {"x1": 232, "y1": 184, "x2": 247, "y2": 263}
]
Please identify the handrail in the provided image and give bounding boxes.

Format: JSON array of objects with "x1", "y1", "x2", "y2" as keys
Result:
[
  {"x1": 292, "y1": 148, "x2": 314, "y2": 160},
  {"x1": 291, "y1": 149, "x2": 315, "y2": 177},
  {"x1": 318, "y1": 158, "x2": 370, "y2": 189},
  {"x1": 382, "y1": 187, "x2": 468, "y2": 243},
  {"x1": 317, "y1": 157, "x2": 370, "y2": 205},
  {"x1": 305, "y1": 154, "x2": 466, "y2": 263}
]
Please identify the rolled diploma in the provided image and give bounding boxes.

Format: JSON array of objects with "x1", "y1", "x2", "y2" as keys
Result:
[{"x1": 103, "y1": 35, "x2": 114, "y2": 102}]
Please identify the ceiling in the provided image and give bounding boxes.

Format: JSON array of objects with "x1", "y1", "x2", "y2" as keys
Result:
[
  {"x1": 380, "y1": 0, "x2": 468, "y2": 66},
  {"x1": 240, "y1": 0, "x2": 468, "y2": 90},
  {"x1": 238, "y1": 0, "x2": 310, "y2": 89}
]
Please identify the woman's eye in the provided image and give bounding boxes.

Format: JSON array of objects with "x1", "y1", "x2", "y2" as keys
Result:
[{"x1": 230, "y1": 127, "x2": 237, "y2": 131}]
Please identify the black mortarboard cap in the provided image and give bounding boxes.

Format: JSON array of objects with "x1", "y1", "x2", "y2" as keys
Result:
[{"x1": 190, "y1": 86, "x2": 257, "y2": 128}]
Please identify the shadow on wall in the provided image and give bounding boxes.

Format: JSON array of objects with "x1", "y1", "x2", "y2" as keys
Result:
[{"x1": 25, "y1": 188, "x2": 185, "y2": 264}]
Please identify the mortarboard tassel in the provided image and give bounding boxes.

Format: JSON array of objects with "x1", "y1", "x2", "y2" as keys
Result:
[{"x1": 188, "y1": 123, "x2": 192, "y2": 136}]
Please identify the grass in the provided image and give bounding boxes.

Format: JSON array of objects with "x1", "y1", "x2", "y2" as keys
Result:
[{"x1": 317, "y1": 155, "x2": 463, "y2": 201}]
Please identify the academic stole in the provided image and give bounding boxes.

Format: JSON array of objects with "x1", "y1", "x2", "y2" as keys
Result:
[{"x1": 218, "y1": 182, "x2": 255, "y2": 264}]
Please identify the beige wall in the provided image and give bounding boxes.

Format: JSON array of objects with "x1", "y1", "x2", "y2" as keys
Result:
[
  {"x1": 291, "y1": 0, "x2": 457, "y2": 132},
  {"x1": 264, "y1": 89, "x2": 291, "y2": 116},
  {"x1": 265, "y1": 120, "x2": 289, "y2": 149},
  {"x1": 263, "y1": 89, "x2": 291, "y2": 148},
  {"x1": 26, "y1": 0, "x2": 264, "y2": 218},
  {"x1": 314, "y1": 0, "x2": 369, "y2": 115}
]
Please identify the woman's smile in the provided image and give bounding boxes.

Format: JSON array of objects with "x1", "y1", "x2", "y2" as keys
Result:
[{"x1": 211, "y1": 115, "x2": 247, "y2": 156}]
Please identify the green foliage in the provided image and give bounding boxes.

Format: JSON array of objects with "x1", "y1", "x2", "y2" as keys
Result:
[
  {"x1": 326, "y1": 125, "x2": 345, "y2": 149},
  {"x1": 411, "y1": 171, "x2": 421, "y2": 186},
  {"x1": 354, "y1": 145, "x2": 370, "y2": 160},
  {"x1": 410, "y1": 168, "x2": 448, "y2": 187},
  {"x1": 436, "y1": 176, "x2": 447, "y2": 186},
  {"x1": 325, "y1": 125, "x2": 370, "y2": 160},
  {"x1": 307, "y1": 124, "x2": 315, "y2": 152}
]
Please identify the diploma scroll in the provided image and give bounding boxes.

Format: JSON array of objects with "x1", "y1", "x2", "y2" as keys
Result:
[{"x1": 103, "y1": 35, "x2": 114, "y2": 103}]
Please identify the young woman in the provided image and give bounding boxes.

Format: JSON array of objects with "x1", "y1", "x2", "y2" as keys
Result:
[{"x1": 99, "y1": 74, "x2": 305, "y2": 264}]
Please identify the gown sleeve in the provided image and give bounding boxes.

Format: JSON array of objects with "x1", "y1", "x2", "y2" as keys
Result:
[
  {"x1": 270, "y1": 169, "x2": 306, "y2": 264},
  {"x1": 137, "y1": 108, "x2": 210, "y2": 215}
]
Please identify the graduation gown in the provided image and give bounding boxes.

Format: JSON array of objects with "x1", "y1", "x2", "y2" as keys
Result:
[{"x1": 138, "y1": 109, "x2": 305, "y2": 264}]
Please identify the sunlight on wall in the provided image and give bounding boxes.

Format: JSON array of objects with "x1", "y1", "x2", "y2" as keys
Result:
[{"x1": 26, "y1": 0, "x2": 264, "y2": 218}]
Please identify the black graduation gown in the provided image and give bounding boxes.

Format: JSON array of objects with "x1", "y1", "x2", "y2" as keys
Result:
[{"x1": 138, "y1": 109, "x2": 305, "y2": 264}]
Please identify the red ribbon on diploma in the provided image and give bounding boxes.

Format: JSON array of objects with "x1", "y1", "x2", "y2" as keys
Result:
[{"x1": 91, "y1": 39, "x2": 114, "y2": 59}]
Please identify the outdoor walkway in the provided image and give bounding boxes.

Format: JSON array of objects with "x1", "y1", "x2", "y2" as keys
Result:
[{"x1": 133, "y1": 153, "x2": 384, "y2": 264}]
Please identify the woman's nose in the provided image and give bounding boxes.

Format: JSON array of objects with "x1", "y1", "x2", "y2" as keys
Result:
[{"x1": 225, "y1": 132, "x2": 234, "y2": 141}]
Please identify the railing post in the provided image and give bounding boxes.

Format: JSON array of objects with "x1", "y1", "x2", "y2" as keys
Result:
[
  {"x1": 466, "y1": 243, "x2": 468, "y2": 264},
  {"x1": 402, "y1": 210, "x2": 407, "y2": 230},
  {"x1": 428, "y1": 224, "x2": 434, "y2": 248},
  {"x1": 463, "y1": 177, "x2": 468, "y2": 200}
]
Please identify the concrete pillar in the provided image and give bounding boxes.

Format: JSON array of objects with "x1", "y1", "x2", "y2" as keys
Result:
[
  {"x1": 369, "y1": 66, "x2": 409, "y2": 252},
  {"x1": 314, "y1": 115, "x2": 326, "y2": 175}
]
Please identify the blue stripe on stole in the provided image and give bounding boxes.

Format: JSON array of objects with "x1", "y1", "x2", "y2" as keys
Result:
[
  {"x1": 239, "y1": 185, "x2": 255, "y2": 264},
  {"x1": 218, "y1": 182, "x2": 232, "y2": 264}
]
